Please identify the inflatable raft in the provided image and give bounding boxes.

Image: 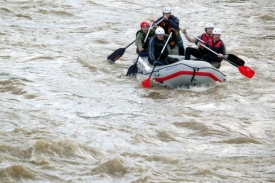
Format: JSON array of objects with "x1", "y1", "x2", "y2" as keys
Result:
[{"x1": 137, "y1": 55, "x2": 226, "y2": 88}]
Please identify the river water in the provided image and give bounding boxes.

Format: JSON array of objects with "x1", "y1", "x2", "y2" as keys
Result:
[{"x1": 0, "y1": 0, "x2": 274, "y2": 182}]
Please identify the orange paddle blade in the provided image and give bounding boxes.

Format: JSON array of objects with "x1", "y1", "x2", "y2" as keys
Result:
[
  {"x1": 141, "y1": 78, "x2": 151, "y2": 88},
  {"x1": 238, "y1": 66, "x2": 255, "y2": 79}
]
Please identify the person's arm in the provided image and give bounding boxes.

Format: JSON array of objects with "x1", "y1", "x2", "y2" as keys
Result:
[
  {"x1": 150, "y1": 27, "x2": 156, "y2": 35},
  {"x1": 221, "y1": 42, "x2": 226, "y2": 56},
  {"x1": 196, "y1": 35, "x2": 205, "y2": 48},
  {"x1": 166, "y1": 15, "x2": 179, "y2": 29},
  {"x1": 135, "y1": 32, "x2": 143, "y2": 51},
  {"x1": 182, "y1": 28, "x2": 197, "y2": 42},
  {"x1": 152, "y1": 17, "x2": 163, "y2": 28},
  {"x1": 217, "y1": 42, "x2": 226, "y2": 58}
]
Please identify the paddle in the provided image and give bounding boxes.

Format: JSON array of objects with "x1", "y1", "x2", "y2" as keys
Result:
[
  {"x1": 186, "y1": 31, "x2": 255, "y2": 79},
  {"x1": 107, "y1": 40, "x2": 135, "y2": 62},
  {"x1": 126, "y1": 19, "x2": 163, "y2": 76},
  {"x1": 141, "y1": 32, "x2": 173, "y2": 88}
]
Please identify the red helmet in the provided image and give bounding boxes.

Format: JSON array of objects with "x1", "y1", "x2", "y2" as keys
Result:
[{"x1": 140, "y1": 21, "x2": 149, "y2": 28}]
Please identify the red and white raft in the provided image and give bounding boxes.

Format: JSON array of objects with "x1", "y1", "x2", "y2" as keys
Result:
[{"x1": 137, "y1": 55, "x2": 226, "y2": 88}]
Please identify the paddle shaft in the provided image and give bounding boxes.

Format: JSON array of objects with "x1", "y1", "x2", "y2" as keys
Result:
[
  {"x1": 144, "y1": 22, "x2": 154, "y2": 43},
  {"x1": 125, "y1": 40, "x2": 135, "y2": 49}
]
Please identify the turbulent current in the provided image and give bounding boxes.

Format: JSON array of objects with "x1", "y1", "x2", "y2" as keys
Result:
[{"x1": 0, "y1": 0, "x2": 274, "y2": 182}]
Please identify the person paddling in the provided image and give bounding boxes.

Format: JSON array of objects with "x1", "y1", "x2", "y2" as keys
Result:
[
  {"x1": 182, "y1": 23, "x2": 214, "y2": 60},
  {"x1": 135, "y1": 21, "x2": 155, "y2": 57},
  {"x1": 199, "y1": 28, "x2": 226, "y2": 68},
  {"x1": 148, "y1": 27, "x2": 179, "y2": 66},
  {"x1": 152, "y1": 7, "x2": 185, "y2": 56}
]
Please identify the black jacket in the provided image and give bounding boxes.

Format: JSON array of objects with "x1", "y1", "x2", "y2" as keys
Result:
[{"x1": 148, "y1": 35, "x2": 170, "y2": 64}]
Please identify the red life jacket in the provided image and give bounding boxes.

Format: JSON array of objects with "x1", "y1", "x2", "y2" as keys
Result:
[
  {"x1": 208, "y1": 39, "x2": 222, "y2": 48},
  {"x1": 199, "y1": 33, "x2": 213, "y2": 49},
  {"x1": 202, "y1": 39, "x2": 224, "y2": 63},
  {"x1": 206, "y1": 39, "x2": 224, "y2": 59},
  {"x1": 201, "y1": 33, "x2": 213, "y2": 42}
]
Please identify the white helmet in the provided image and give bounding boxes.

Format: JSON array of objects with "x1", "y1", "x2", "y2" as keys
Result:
[
  {"x1": 162, "y1": 7, "x2": 171, "y2": 14},
  {"x1": 205, "y1": 23, "x2": 214, "y2": 29},
  {"x1": 155, "y1": 27, "x2": 165, "y2": 34},
  {"x1": 213, "y1": 28, "x2": 222, "y2": 34}
]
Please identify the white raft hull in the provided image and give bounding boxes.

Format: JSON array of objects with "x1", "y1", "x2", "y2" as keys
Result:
[{"x1": 137, "y1": 55, "x2": 226, "y2": 88}]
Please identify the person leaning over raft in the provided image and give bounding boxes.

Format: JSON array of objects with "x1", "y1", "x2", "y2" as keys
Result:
[
  {"x1": 152, "y1": 7, "x2": 185, "y2": 55},
  {"x1": 135, "y1": 21, "x2": 155, "y2": 57},
  {"x1": 148, "y1": 27, "x2": 179, "y2": 66},
  {"x1": 199, "y1": 28, "x2": 226, "y2": 69},
  {"x1": 182, "y1": 23, "x2": 214, "y2": 60}
]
